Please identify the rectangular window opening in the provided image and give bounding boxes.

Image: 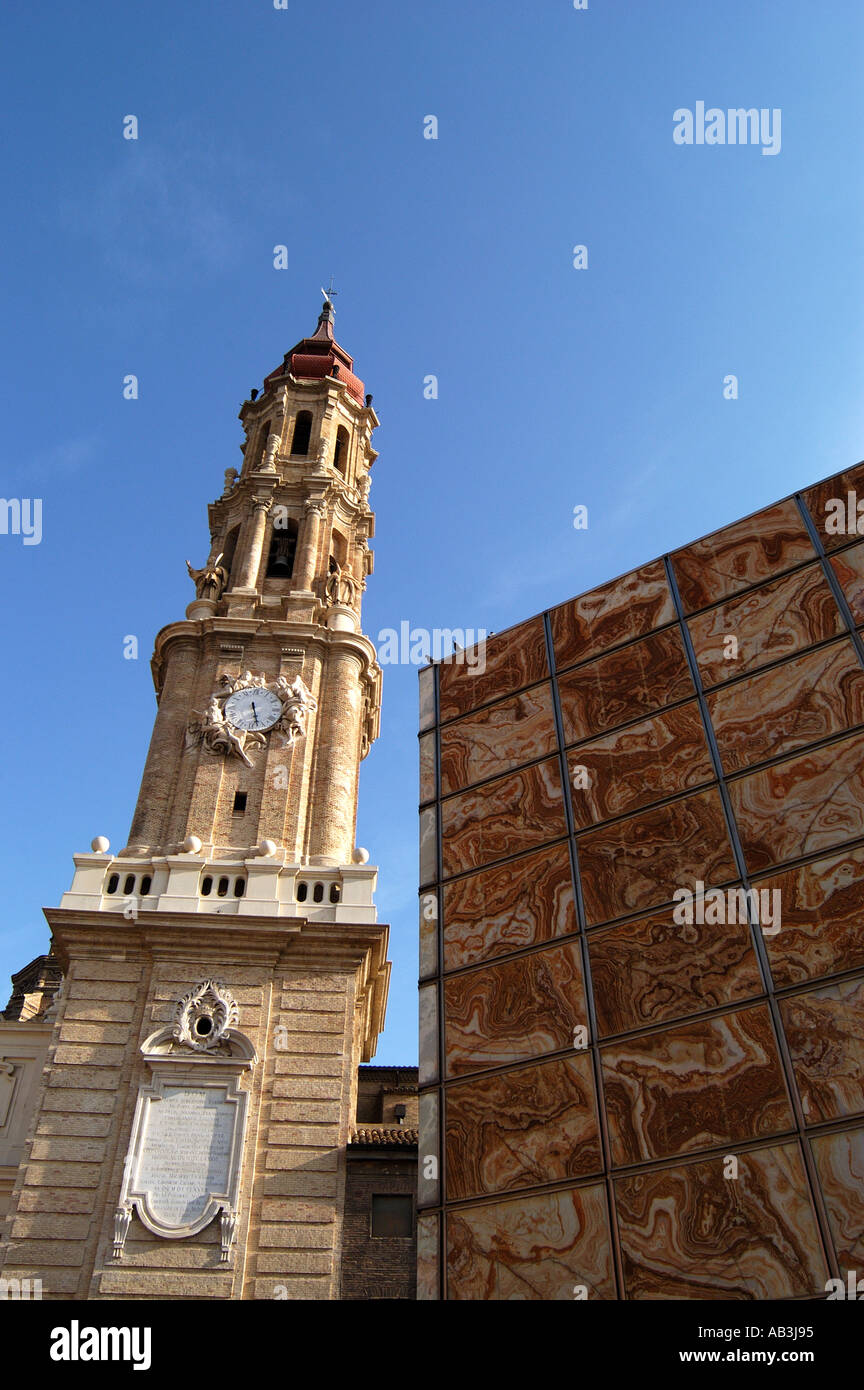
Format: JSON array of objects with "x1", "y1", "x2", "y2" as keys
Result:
[{"x1": 370, "y1": 1194, "x2": 414, "y2": 1238}]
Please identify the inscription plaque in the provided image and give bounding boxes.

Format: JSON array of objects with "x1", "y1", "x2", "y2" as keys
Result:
[
  {"x1": 114, "y1": 993, "x2": 256, "y2": 1261},
  {"x1": 136, "y1": 1085, "x2": 236, "y2": 1227}
]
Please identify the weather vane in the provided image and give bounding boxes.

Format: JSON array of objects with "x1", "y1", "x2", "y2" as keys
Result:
[{"x1": 321, "y1": 276, "x2": 339, "y2": 304}]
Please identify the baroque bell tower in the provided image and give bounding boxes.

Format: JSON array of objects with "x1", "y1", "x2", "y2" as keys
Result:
[{"x1": 0, "y1": 300, "x2": 392, "y2": 1300}]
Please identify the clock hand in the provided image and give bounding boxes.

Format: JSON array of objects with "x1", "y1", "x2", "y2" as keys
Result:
[{"x1": 251, "y1": 700, "x2": 259, "y2": 727}]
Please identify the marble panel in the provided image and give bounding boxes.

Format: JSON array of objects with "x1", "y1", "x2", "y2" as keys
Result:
[
  {"x1": 759, "y1": 846, "x2": 864, "y2": 988},
  {"x1": 577, "y1": 787, "x2": 737, "y2": 926},
  {"x1": 802, "y1": 461, "x2": 864, "y2": 553},
  {"x1": 550, "y1": 560, "x2": 675, "y2": 672},
  {"x1": 589, "y1": 908, "x2": 762, "y2": 1036},
  {"x1": 445, "y1": 1054, "x2": 601, "y2": 1201},
  {"x1": 687, "y1": 563, "x2": 843, "y2": 688},
  {"x1": 444, "y1": 941, "x2": 586, "y2": 1078},
  {"x1": 446, "y1": 1183, "x2": 614, "y2": 1300},
  {"x1": 419, "y1": 665, "x2": 436, "y2": 732},
  {"x1": 707, "y1": 640, "x2": 864, "y2": 774},
  {"x1": 568, "y1": 701, "x2": 713, "y2": 828},
  {"x1": 438, "y1": 617, "x2": 548, "y2": 723},
  {"x1": 729, "y1": 730, "x2": 864, "y2": 875},
  {"x1": 557, "y1": 626, "x2": 694, "y2": 744},
  {"x1": 602, "y1": 1004, "x2": 792, "y2": 1165},
  {"x1": 616, "y1": 1142, "x2": 828, "y2": 1299},
  {"x1": 830, "y1": 540, "x2": 864, "y2": 624},
  {"x1": 442, "y1": 843, "x2": 576, "y2": 972},
  {"x1": 439, "y1": 684, "x2": 557, "y2": 796},
  {"x1": 441, "y1": 756, "x2": 566, "y2": 878},
  {"x1": 810, "y1": 1127, "x2": 864, "y2": 1273},
  {"x1": 670, "y1": 499, "x2": 815, "y2": 614},
  {"x1": 419, "y1": 731, "x2": 436, "y2": 804},
  {"x1": 781, "y1": 977, "x2": 864, "y2": 1123}
]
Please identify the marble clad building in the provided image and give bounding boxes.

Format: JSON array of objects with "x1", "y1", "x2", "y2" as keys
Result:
[
  {"x1": 418, "y1": 459, "x2": 864, "y2": 1300},
  {"x1": 0, "y1": 299, "x2": 418, "y2": 1300}
]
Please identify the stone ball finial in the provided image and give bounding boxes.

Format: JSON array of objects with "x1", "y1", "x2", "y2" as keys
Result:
[
  {"x1": 352, "y1": 847, "x2": 370, "y2": 865},
  {"x1": 91, "y1": 836, "x2": 110, "y2": 854},
  {"x1": 183, "y1": 835, "x2": 203, "y2": 854},
  {"x1": 258, "y1": 840, "x2": 277, "y2": 858}
]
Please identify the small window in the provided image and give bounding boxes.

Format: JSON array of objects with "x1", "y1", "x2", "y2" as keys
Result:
[
  {"x1": 312, "y1": 881, "x2": 324, "y2": 903},
  {"x1": 329, "y1": 883, "x2": 340, "y2": 904},
  {"x1": 291, "y1": 411, "x2": 312, "y2": 456},
  {"x1": 234, "y1": 878, "x2": 245, "y2": 898},
  {"x1": 140, "y1": 875, "x2": 152, "y2": 896},
  {"x1": 123, "y1": 874, "x2": 136, "y2": 896},
  {"x1": 233, "y1": 791, "x2": 248, "y2": 814},
  {"x1": 201, "y1": 876, "x2": 213, "y2": 897},
  {"x1": 106, "y1": 873, "x2": 119, "y2": 895},
  {"x1": 217, "y1": 877, "x2": 229, "y2": 898},
  {"x1": 296, "y1": 881, "x2": 308, "y2": 902},
  {"x1": 371, "y1": 1195, "x2": 414, "y2": 1238}
]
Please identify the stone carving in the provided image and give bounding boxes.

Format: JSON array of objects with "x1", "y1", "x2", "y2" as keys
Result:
[
  {"x1": 186, "y1": 553, "x2": 228, "y2": 601},
  {"x1": 273, "y1": 674, "x2": 318, "y2": 747},
  {"x1": 222, "y1": 468, "x2": 239, "y2": 496},
  {"x1": 196, "y1": 694, "x2": 264, "y2": 769},
  {"x1": 219, "y1": 670, "x2": 267, "y2": 694},
  {"x1": 173, "y1": 979, "x2": 239, "y2": 1053},
  {"x1": 113, "y1": 1003, "x2": 257, "y2": 1259},
  {"x1": 315, "y1": 436, "x2": 330, "y2": 468},
  {"x1": 325, "y1": 561, "x2": 359, "y2": 608},
  {"x1": 187, "y1": 670, "x2": 317, "y2": 764}
]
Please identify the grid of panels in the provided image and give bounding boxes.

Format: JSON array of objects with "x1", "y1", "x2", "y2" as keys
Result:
[{"x1": 417, "y1": 463, "x2": 864, "y2": 1300}]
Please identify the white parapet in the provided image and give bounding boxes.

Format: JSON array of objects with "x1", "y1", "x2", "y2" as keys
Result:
[{"x1": 59, "y1": 852, "x2": 378, "y2": 923}]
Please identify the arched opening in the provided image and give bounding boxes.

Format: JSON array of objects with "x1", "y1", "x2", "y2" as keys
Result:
[
  {"x1": 291, "y1": 411, "x2": 312, "y2": 456},
  {"x1": 333, "y1": 426, "x2": 349, "y2": 475},
  {"x1": 266, "y1": 515, "x2": 299, "y2": 579}
]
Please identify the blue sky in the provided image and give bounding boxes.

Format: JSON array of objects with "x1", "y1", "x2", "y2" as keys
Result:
[{"x1": 1, "y1": 1, "x2": 862, "y2": 1061}]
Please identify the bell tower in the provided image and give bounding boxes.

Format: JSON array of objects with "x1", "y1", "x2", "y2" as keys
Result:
[
  {"x1": 125, "y1": 294, "x2": 382, "y2": 868},
  {"x1": 0, "y1": 300, "x2": 392, "y2": 1300}
]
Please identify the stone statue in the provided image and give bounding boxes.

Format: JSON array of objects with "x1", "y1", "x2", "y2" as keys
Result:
[
  {"x1": 222, "y1": 468, "x2": 238, "y2": 496},
  {"x1": 195, "y1": 694, "x2": 266, "y2": 768},
  {"x1": 187, "y1": 553, "x2": 228, "y2": 602},
  {"x1": 274, "y1": 674, "x2": 318, "y2": 747},
  {"x1": 325, "y1": 561, "x2": 358, "y2": 608}
]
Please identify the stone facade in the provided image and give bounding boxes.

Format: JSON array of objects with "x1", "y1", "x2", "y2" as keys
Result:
[{"x1": 0, "y1": 301, "x2": 400, "y2": 1300}]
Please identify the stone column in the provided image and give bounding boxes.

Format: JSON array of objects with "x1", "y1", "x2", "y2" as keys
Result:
[
  {"x1": 125, "y1": 639, "x2": 199, "y2": 852},
  {"x1": 232, "y1": 497, "x2": 272, "y2": 592},
  {"x1": 307, "y1": 645, "x2": 363, "y2": 865},
  {"x1": 294, "y1": 501, "x2": 325, "y2": 593}
]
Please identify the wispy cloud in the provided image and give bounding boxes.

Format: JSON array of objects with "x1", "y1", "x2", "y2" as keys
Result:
[{"x1": 60, "y1": 124, "x2": 252, "y2": 283}]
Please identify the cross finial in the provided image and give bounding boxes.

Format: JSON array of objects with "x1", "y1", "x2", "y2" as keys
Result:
[{"x1": 321, "y1": 277, "x2": 338, "y2": 305}]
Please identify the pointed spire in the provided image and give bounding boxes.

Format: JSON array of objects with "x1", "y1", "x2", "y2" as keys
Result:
[{"x1": 312, "y1": 297, "x2": 335, "y2": 343}]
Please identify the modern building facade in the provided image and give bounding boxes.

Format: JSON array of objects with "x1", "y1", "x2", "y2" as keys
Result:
[
  {"x1": 0, "y1": 300, "x2": 416, "y2": 1299},
  {"x1": 418, "y1": 459, "x2": 864, "y2": 1299}
]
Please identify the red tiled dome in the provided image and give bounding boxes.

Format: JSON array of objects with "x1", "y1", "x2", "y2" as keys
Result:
[{"x1": 264, "y1": 300, "x2": 365, "y2": 405}]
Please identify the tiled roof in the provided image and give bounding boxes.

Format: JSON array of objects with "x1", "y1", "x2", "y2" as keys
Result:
[{"x1": 349, "y1": 1127, "x2": 419, "y2": 1147}]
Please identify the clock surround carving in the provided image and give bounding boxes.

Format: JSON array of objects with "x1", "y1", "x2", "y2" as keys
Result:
[{"x1": 186, "y1": 669, "x2": 318, "y2": 767}]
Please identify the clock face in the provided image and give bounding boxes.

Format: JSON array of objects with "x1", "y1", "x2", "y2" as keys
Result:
[{"x1": 224, "y1": 687, "x2": 283, "y2": 733}]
